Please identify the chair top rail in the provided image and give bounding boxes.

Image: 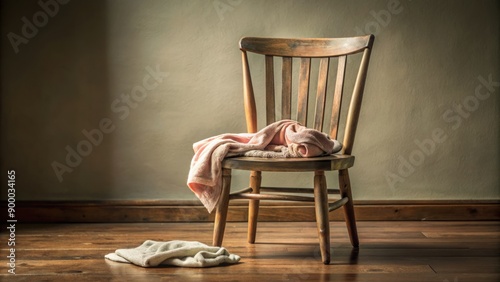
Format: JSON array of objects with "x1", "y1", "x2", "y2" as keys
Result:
[{"x1": 240, "y1": 35, "x2": 374, "y2": 57}]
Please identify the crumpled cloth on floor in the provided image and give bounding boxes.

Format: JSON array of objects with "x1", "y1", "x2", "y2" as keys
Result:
[
  {"x1": 105, "y1": 240, "x2": 240, "y2": 268},
  {"x1": 187, "y1": 119, "x2": 342, "y2": 213}
]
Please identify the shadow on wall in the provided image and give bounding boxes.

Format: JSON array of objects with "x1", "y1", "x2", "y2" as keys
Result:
[{"x1": 1, "y1": 0, "x2": 115, "y2": 200}]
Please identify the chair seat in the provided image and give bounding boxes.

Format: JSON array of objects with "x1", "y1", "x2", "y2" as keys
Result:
[{"x1": 222, "y1": 154, "x2": 355, "y2": 172}]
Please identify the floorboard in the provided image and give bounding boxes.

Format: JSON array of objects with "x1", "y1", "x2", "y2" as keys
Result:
[{"x1": 1, "y1": 221, "x2": 498, "y2": 281}]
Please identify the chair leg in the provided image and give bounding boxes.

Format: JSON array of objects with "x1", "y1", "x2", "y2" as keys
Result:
[
  {"x1": 213, "y1": 168, "x2": 232, "y2": 247},
  {"x1": 247, "y1": 171, "x2": 261, "y2": 244},
  {"x1": 314, "y1": 171, "x2": 331, "y2": 265},
  {"x1": 338, "y1": 169, "x2": 359, "y2": 247}
]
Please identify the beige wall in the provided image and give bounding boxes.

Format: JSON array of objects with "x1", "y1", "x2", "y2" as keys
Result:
[{"x1": 1, "y1": 0, "x2": 498, "y2": 202}]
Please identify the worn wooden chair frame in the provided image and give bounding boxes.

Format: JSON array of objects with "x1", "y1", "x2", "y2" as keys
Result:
[{"x1": 212, "y1": 35, "x2": 375, "y2": 264}]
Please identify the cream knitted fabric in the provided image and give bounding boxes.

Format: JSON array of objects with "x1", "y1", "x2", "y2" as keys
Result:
[{"x1": 105, "y1": 240, "x2": 240, "y2": 268}]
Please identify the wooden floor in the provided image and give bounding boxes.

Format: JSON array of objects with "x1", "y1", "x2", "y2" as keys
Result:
[{"x1": 1, "y1": 221, "x2": 499, "y2": 281}]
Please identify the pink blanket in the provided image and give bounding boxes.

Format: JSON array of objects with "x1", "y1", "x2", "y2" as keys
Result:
[{"x1": 187, "y1": 120, "x2": 342, "y2": 213}]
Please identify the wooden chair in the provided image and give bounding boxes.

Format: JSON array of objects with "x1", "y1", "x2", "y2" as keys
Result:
[{"x1": 212, "y1": 35, "x2": 375, "y2": 264}]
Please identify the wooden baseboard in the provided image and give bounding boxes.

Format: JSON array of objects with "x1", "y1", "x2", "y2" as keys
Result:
[{"x1": 3, "y1": 200, "x2": 499, "y2": 223}]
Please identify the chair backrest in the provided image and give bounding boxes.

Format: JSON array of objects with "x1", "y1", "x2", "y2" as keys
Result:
[{"x1": 239, "y1": 35, "x2": 374, "y2": 155}]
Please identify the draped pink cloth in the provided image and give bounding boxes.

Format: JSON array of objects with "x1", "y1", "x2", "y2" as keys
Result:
[{"x1": 187, "y1": 120, "x2": 342, "y2": 213}]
